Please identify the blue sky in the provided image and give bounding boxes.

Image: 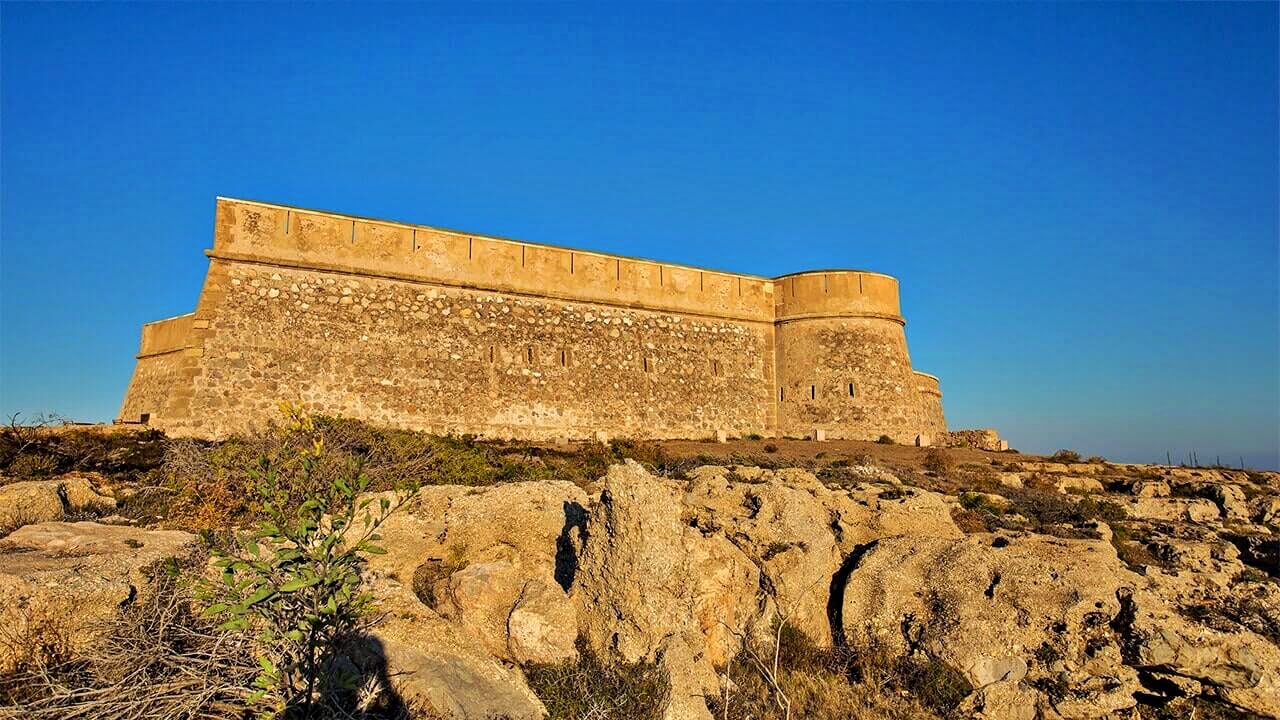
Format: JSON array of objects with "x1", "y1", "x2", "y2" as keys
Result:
[{"x1": 2, "y1": 3, "x2": 1277, "y2": 468}]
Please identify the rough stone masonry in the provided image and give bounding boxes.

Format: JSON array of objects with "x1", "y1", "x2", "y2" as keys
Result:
[{"x1": 118, "y1": 198, "x2": 949, "y2": 442}]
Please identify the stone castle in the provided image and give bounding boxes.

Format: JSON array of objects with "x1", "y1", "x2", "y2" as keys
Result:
[{"x1": 118, "y1": 198, "x2": 949, "y2": 443}]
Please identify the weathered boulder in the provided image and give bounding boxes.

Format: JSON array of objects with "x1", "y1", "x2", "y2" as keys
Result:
[
  {"x1": 1017, "y1": 462, "x2": 1070, "y2": 474},
  {"x1": 1254, "y1": 496, "x2": 1280, "y2": 525},
  {"x1": 1124, "y1": 498, "x2": 1220, "y2": 523},
  {"x1": 996, "y1": 472, "x2": 1026, "y2": 489},
  {"x1": 1122, "y1": 588, "x2": 1280, "y2": 717},
  {"x1": 0, "y1": 473, "x2": 117, "y2": 533},
  {"x1": 682, "y1": 466, "x2": 960, "y2": 648},
  {"x1": 1055, "y1": 475, "x2": 1104, "y2": 494},
  {"x1": 0, "y1": 521, "x2": 199, "y2": 673},
  {"x1": 840, "y1": 533, "x2": 1142, "y2": 718},
  {"x1": 574, "y1": 461, "x2": 700, "y2": 664},
  {"x1": 364, "y1": 584, "x2": 547, "y2": 720},
  {"x1": 1204, "y1": 483, "x2": 1250, "y2": 521},
  {"x1": 507, "y1": 577, "x2": 578, "y2": 665},
  {"x1": 1133, "y1": 480, "x2": 1171, "y2": 498},
  {"x1": 365, "y1": 481, "x2": 586, "y2": 666}
]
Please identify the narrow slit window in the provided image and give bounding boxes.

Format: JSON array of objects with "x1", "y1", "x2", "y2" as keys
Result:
[
  {"x1": 848, "y1": 382, "x2": 855, "y2": 397},
  {"x1": 526, "y1": 346, "x2": 534, "y2": 364},
  {"x1": 560, "y1": 349, "x2": 568, "y2": 367},
  {"x1": 810, "y1": 385, "x2": 816, "y2": 400},
  {"x1": 712, "y1": 360, "x2": 721, "y2": 377},
  {"x1": 643, "y1": 357, "x2": 651, "y2": 373},
  {"x1": 779, "y1": 387, "x2": 785, "y2": 402},
  {"x1": 488, "y1": 346, "x2": 495, "y2": 364}
]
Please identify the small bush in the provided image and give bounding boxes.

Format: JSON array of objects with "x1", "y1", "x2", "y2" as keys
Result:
[
  {"x1": 763, "y1": 443, "x2": 779, "y2": 454},
  {"x1": 524, "y1": 639, "x2": 669, "y2": 720},
  {"x1": 1086, "y1": 455, "x2": 1106, "y2": 464},
  {"x1": 876, "y1": 435, "x2": 895, "y2": 445},
  {"x1": 1049, "y1": 449, "x2": 1082, "y2": 464},
  {"x1": 746, "y1": 433, "x2": 764, "y2": 441},
  {"x1": 950, "y1": 507, "x2": 993, "y2": 534},
  {"x1": 922, "y1": 449, "x2": 952, "y2": 475}
]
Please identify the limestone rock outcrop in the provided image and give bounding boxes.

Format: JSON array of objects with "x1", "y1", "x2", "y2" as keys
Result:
[
  {"x1": 0, "y1": 521, "x2": 199, "y2": 673},
  {"x1": 0, "y1": 472, "x2": 117, "y2": 533},
  {"x1": 8, "y1": 456, "x2": 1276, "y2": 720}
]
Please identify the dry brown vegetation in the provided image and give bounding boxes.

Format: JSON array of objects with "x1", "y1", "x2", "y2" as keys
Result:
[{"x1": 709, "y1": 623, "x2": 966, "y2": 720}]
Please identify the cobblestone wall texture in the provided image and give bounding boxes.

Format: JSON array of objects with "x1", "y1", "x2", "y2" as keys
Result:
[{"x1": 118, "y1": 198, "x2": 948, "y2": 441}]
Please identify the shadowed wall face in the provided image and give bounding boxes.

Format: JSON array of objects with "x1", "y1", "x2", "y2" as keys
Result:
[{"x1": 118, "y1": 198, "x2": 945, "y2": 441}]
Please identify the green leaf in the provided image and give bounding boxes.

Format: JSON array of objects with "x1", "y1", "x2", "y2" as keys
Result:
[
  {"x1": 258, "y1": 656, "x2": 277, "y2": 674},
  {"x1": 272, "y1": 549, "x2": 303, "y2": 564},
  {"x1": 362, "y1": 544, "x2": 387, "y2": 554},
  {"x1": 279, "y1": 576, "x2": 320, "y2": 592},
  {"x1": 244, "y1": 585, "x2": 276, "y2": 606},
  {"x1": 202, "y1": 603, "x2": 229, "y2": 617}
]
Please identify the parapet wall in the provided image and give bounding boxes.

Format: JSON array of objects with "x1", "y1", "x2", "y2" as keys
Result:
[
  {"x1": 118, "y1": 198, "x2": 948, "y2": 441},
  {"x1": 213, "y1": 199, "x2": 775, "y2": 324}
]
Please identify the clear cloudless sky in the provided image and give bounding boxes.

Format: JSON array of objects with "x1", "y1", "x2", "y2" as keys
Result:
[{"x1": 2, "y1": 3, "x2": 1277, "y2": 468}]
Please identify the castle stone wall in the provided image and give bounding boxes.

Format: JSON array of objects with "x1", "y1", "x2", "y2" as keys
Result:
[{"x1": 119, "y1": 198, "x2": 947, "y2": 441}]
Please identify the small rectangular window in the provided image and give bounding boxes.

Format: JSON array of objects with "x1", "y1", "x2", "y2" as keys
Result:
[
  {"x1": 140, "y1": 413, "x2": 150, "y2": 424},
  {"x1": 848, "y1": 382, "x2": 855, "y2": 397},
  {"x1": 526, "y1": 346, "x2": 535, "y2": 364},
  {"x1": 810, "y1": 385, "x2": 816, "y2": 400},
  {"x1": 779, "y1": 387, "x2": 785, "y2": 402},
  {"x1": 711, "y1": 360, "x2": 721, "y2": 377},
  {"x1": 488, "y1": 346, "x2": 496, "y2": 364},
  {"x1": 560, "y1": 348, "x2": 570, "y2": 367},
  {"x1": 643, "y1": 357, "x2": 651, "y2": 373}
]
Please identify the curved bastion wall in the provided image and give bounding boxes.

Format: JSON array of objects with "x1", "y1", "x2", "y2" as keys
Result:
[
  {"x1": 118, "y1": 198, "x2": 946, "y2": 442},
  {"x1": 773, "y1": 271, "x2": 938, "y2": 443}
]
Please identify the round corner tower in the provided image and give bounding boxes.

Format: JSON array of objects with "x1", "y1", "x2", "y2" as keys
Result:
[{"x1": 773, "y1": 270, "x2": 945, "y2": 443}]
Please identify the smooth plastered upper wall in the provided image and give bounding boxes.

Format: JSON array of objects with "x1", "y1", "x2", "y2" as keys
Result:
[{"x1": 213, "y1": 198, "x2": 782, "y2": 325}]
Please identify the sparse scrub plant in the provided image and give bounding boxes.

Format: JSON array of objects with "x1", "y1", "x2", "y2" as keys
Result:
[
  {"x1": 1049, "y1": 449, "x2": 1082, "y2": 464},
  {"x1": 922, "y1": 449, "x2": 952, "y2": 475},
  {"x1": 524, "y1": 638, "x2": 669, "y2": 720}
]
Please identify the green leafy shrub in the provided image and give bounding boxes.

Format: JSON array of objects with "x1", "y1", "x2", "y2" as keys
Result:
[{"x1": 200, "y1": 416, "x2": 405, "y2": 718}]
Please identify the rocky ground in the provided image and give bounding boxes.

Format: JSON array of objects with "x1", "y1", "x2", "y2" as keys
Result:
[{"x1": 0, "y1": 424, "x2": 1276, "y2": 719}]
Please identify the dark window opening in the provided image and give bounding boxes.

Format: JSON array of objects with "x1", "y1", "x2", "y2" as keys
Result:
[
  {"x1": 560, "y1": 349, "x2": 569, "y2": 367},
  {"x1": 643, "y1": 357, "x2": 651, "y2": 373},
  {"x1": 140, "y1": 413, "x2": 150, "y2": 424},
  {"x1": 489, "y1": 346, "x2": 495, "y2": 364},
  {"x1": 848, "y1": 383, "x2": 855, "y2": 397},
  {"x1": 712, "y1": 360, "x2": 721, "y2": 377},
  {"x1": 526, "y1": 346, "x2": 535, "y2": 364},
  {"x1": 779, "y1": 388, "x2": 785, "y2": 402},
  {"x1": 810, "y1": 385, "x2": 816, "y2": 400}
]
